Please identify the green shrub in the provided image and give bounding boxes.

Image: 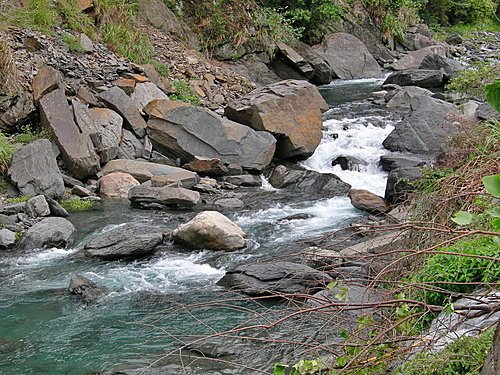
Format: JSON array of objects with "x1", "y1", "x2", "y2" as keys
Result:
[
  {"x1": 0, "y1": 132, "x2": 15, "y2": 175},
  {"x1": 62, "y1": 33, "x2": 85, "y2": 53},
  {"x1": 422, "y1": 0, "x2": 498, "y2": 25},
  {"x1": 396, "y1": 328, "x2": 495, "y2": 375},
  {"x1": 253, "y1": 6, "x2": 302, "y2": 49},
  {"x1": 170, "y1": 81, "x2": 201, "y2": 106},
  {"x1": 5, "y1": 0, "x2": 60, "y2": 34},
  {"x1": 446, "y1": 63, "x2": 500, "y2": 100},
  {"x1": 101, "y1": 23, "x2": 155, "y2": 63},
  {"x1": 60, "y1": 198, "x2": 95, "y2": 212},
  {"x1": 412, "y1": 236, "x2": 500, "y2": 306}
]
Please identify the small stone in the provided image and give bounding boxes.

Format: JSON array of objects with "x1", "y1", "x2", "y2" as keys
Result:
[
  {"x1": 72, "y1": 185, "x2": 94, "y2": 197},
  {"x1": 32, "y1": 65, "x2": 64, "y2": 102},
  {"x1": 78, "y1": 33, "x2": 93, "y2": 53},
  {"x1": 0, "y1": 228, "x2": 16, "y2": 248},
  {"x1": 76, "y1": 0, "x2": 94, "y2": 11},
  {"x1": 113, "y1": 78, "x2": 136, "y2": 94},
  {"x1": 25, "y1": 195, "x2": 51, "y2": 218},
  {"x1": 99, "y1": 172, "x2": 140, "y2": 198}
]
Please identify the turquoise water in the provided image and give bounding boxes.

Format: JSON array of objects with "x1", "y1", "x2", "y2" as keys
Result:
[{"x1": 0, "y1": 78, "x2": 394, "y2": 374}]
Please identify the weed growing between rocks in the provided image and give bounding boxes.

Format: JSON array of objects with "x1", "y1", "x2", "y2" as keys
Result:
[
  {"x1": 5, "y1": 195, "x2": 30, "y2": 204},
  {"x1": 60, "y1": 198, "x2": 95, "y2": 212},
  {"x1": 13, "y1": 125, "x2": 50, "y2": 144},
  {"x1": 0, "y1": 132, "x2": 15, "y2": 175},
  {"x1": 170, "y1": 81, "x2": 201, "y2": 106},
  {"x1": 61, "y1": 33, "x2": 86, "y2": 53}
]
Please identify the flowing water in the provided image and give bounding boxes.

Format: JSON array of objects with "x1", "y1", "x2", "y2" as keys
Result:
[{"x1": 0, "y1": 78, "x2": 398, "y2": 374}]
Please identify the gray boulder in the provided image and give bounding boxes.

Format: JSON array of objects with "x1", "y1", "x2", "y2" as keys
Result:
[
  {"x1": 148, "y1": 106, "x2": 276, "y2": 171},
  {"x1": 224, "y1": 80, "x2": 327, "y2": 159},
  {"x1": 332, "y1": 156, "x2": 368, "y2": 171},
  {"x1": 20, "y1": 217, "x2": 76, "y2": 250},
  {"x1": 419, "y1": 53, "x2": 463, "y2": 79},
  {"x1": 476, "y1": 103, "x2": 500, "y2": 121},
  {"x1": 288, "y1": 39, "x2": 333, "y2": 84},
  {"x1": 131, "y1": 82, "x2": 169, "y2": 113},
  {"x1": 275, "y1": 42, "x2": 315, "y2": 79},
  {"x1": 222, "y1": 175, "x2": 262, "y2": 187},
  {"x1": 99, "y1": 86, "x2": 147, "y2": 138},
  {"x1": 267, "y1": 164, "x2": 351, "y2": 196},
  {"x1": 8, "y1": 139, "x2": 65, "y2": 199},
  {"x1": 172, "y1": 211, "x2": 246, "y2": 251},
  {"x1": 383, "y1": 96, "x2": 456, "y2": 156},
  {"x1": 0, "y1": 91, "x2": 37, "y2": 133},
  {"x1": 101, "y1": 159, "x2": 198, "y2": 184},
  {"x1": 385, "y1": 167, "x2": 424, "y2": 203},
  {"x1": 39, "y1": 89, "x2": 100, "y2": 179},
  {"x1": 25, "y1": 195, "x2": 50, "y2": 218},
  {"x1": 316, "y1": 33, "x2": 382, "y2": 79},
  {"x1": 384, "y1": 69, "x2": 445, "y2": 88},
  {"x1": 391, "y1": 45, "x2": 447, "y2": 71},
  {"x1": 84, "y1": 223, "x2": 163, "y2": 260},
  {"x1": 0, "y1": 228, "x2": 16, "y2": 249},
  {"x1": 128, "y1": 184, "x2": 200, "y2": 209},
  {"x1": 386, "y1": 86, "x2": 433, "y2": 109},
  {"x1": 379, "y1": 154, "x2": 427, "y2": 172},
  {"x1": 68, "y1": 275, "x2": 106, "y2": 303},
  {"x1": 217, "y1": 261, "x2": 332, "y2": 296},
  {"x1": 45, "y1": 197, "x2": 69, "y2": 217}
]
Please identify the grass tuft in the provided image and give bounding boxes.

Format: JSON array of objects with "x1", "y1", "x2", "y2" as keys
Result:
[
  {"x1": 170, "y1": 81, "x2": 201, "y2": 106},
  {"x1": 6, "y1": 195, "x2": 30, "y2": 204},
  {"x1": 0, "y1": 133, "x2": 16, "y2": 175},
  {"x1": 60, "y1": 198, "x2": 95, "y2": 212},
  {"x1": 61, "y1": 33, "x2": 85, "y2": 53},
  {"x1": 14, "y1": 126, "x2": 50, "y2": 144}
]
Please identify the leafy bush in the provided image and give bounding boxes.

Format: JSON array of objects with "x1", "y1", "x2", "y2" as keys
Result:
[
  {"x1": 412, "y1": 236, "x2": 500, "y2": 306},
  {"x1": 422, "y1": 0, "x2": 498, "y2": 25},
  {"x1": 170, "y1": 81, "x2": 201, "y2": 106},
  {"x1": 446, "y1": 63, "x2": 499, "y2": 100},
  {"x1": 396, "y1": 328, "x2": 495, "y2": 375},
  {"x1": 253, "y1": 6, "x2": 302, "y2": 49},
  {"x1": 60, "y1": 198, "x2": 95, "y2": 212}
]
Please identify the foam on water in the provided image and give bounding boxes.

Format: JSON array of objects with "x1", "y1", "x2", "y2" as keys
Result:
[
  {"x1": 301, "y1": 115, "x2": 395, "y2": 196},
  {"x1": 87, "y1": 252, "x2": 225, "y2": 295}
]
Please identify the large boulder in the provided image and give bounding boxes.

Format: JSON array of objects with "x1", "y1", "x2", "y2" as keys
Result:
[
  {"x1": 73, "y1": 101, "x2": 123, "y2": 163},
  {"x1": 288, "y1": 39, "x2": 333, "y2": 84},
  {"x1": 101, "y1": 159, "x2": 198, "y2": 185},
  {"x1": 348, "y1": 189, "x2": 390, "y2": 215},
  {"x1": 316, "y1": 33, "x2": 382, "y2": 80},
  {"x1": 128, "y1": 184, "x2": 200, "y2": 209},
  {"x1": 0, "y1": 91, "x2": 37, "y2": 133},
  {"x1": 99, "y1": 86, "x2": 148, "y2": 138},
  {"x1": 379, "y1": 154, "x2": 427, "y2": 172},
  {"x1": 383, "y1": 96, "x2": 456, "y2": 156},
  {"x1": 39, "y1": 89, "x2": 100, "y2": 179},
  {"x1": 20, "y1": 217, "x2": 76, "y2": 250},
  {"x1": 386, "y1": 86, "x2": 433, "y2": 109},
  {"x1": 84, "y1": 223, "x2": 163, "y2": 260},
  {"x1": 384, "y1": 69, "x2": 445, "y2": 88},
  {"x1": 224, "y1": 80, "x2": 327, "y2": 159},
  {"x1": 25, "y1": 195, "x2": 50, "y2": 218},
  {"x1": 32, "y1": 65, "x2": 64, "y2": 102},
  {"x1": 391, "y1": 45, "x2": 447, "y2": 71},
  {"x1": 172, "y1": 211, "x2": 246, "y2": 251},
  {"x1": 385, "y1": 167, "x2": 424, "y2": 203},
  {"x1": 275, "y1": 42, "x2": 315, "y2": 80},
  {"x1": 99, "y1": 172, "x2": 140, "y2": 198},
  {"x1": 148, "y1": 106, "x2": 276, "y2": 171},
  {"x1": 267, "y1": 164, "x2": 351, "y2": 196},
  {"x1": 419, "y1": 53, "x2": 463, "y2": 79},
  {"x1": 8, "y1": 139, "x2": 65, "y2": 199},
  {"x1": 217, "y1": 261, "x2": 332, "y2": 296}
]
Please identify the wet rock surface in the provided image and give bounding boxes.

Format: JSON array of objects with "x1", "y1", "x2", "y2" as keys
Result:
[{"x1": 20, "y1": 217, "x2": 76, "y2": 251}]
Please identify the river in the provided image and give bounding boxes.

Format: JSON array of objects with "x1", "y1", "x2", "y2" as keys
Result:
[{"x1": 0, "y1": 77, "x2": 399, "y2": 374}]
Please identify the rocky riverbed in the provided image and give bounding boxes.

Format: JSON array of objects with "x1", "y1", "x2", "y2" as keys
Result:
[{"x1": 0, "y1": 2, "x2": 498, "y2": 372}]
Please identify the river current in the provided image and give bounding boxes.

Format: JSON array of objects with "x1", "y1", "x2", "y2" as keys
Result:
[{"x1": 0, "y1": 78, "x2": 398, "y2": 374}]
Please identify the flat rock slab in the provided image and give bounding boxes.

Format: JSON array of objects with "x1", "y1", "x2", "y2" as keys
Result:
[
  {"x1": 148, "y1": 106, "x2": 276, "y2": 172},
  {"x1": 316, "y1": 33, "x2": 382, "y2": 80},
  {"x1": 217, "y1": 261, "x2": 332, "y2": 296},
  {"x1": 391, "y1": 45, "x2": 447, "y2": 71},
  {"x1": 348, "y1": 189, "x2": 390, "y2": 215},
  {"x1": 101, "y1": 159, "x2": 198, "y2": 184},
  {"x1": 20, "y1": 217, "x2": 76, "y2": 250},
  {"x1": 225, "y1": 79, "x2": 327, "y2": 159},
  {"x1": 384, "y1": 69, "x2": 445, "y2": 88},
  {"x1": 32, "y1": 65, "x2": 64, "y2": 102},
  {"x1": 8, "y1": 139, "x2": 65, "y2": 199},
  {"x1": 128, "y1": 184, "x2": 200, "y2": 209},
  {"x1": 131, "y1": 82, "x2": 169, "y2": 112},
  {"x1": 99, "y1": 172, "x2": 140, "y2": 198},
  {"x1": 84, "y1": 223, "x2": 163, "y2": 260},
  {"x1": 99, "y1": 86, "x2": 147, "y2": 138},
  {"x1": 39, "y1": 89, "x2": 100, "y2": 179}
]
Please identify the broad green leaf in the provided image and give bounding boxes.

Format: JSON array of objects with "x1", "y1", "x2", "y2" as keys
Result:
[
  {"x1": 483, "y1": 175, "x2": 500, "y2": 198},
  {"x1": 484, "y1": 81, "x2": 500, "y2": 112},
  {"x1": 451, "y1": 211, "x2": 474, "y2": 226},
  {"x1": 491, "y1": 218, "x2": 500, "y2": 231},
  {"x1": 485, "y1": 207, "x2": 500, "y2": 218}
]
